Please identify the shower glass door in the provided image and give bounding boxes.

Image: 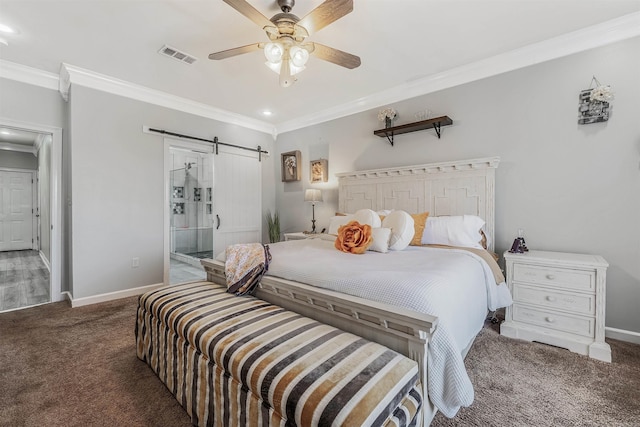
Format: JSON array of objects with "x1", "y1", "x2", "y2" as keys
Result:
[{"x1": 169, "y1": 148, "x2": 213, "y2": 283}]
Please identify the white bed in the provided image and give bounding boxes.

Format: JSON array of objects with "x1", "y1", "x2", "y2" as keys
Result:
[{"x1": 202, "y1": 157, "x2": 510, "y2": 426}]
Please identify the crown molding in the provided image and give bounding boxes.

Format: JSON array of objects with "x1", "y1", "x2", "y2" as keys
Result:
[
  {"x1": 0, "y1": 142, "x2": 37, "y2": 155},
  {"x1": 276, "y1": 11, "x2": 640, "y2": 134},
  {"x1": 0, "y1": 60, "x2": 58, "y2": 91},
  {"x1": 59, "y1": 63, "x2": 275, "y2": 135}
]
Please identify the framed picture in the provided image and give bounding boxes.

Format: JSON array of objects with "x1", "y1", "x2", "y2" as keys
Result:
[
  {"x1": 310, "y1": 158, "x2": 328, "y2": 183},
  {"x1": 281, "y1": 150, "x2": 301, "y2": 182}
]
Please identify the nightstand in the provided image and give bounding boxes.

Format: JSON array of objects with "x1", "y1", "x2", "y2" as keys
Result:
[
  {"x1": 283, "y1": 232, "x2": 309, "y2": 241},
  {"x1": 500, "y1": 250, "x2": 611, "y2": 362}
]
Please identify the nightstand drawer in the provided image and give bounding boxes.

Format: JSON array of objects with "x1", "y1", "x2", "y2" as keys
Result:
[
  {"x1": 513, "y1": 304, "x2": 594, "y2": 338},
  {"x1": 513, "y1": 284, "x2": 595, "y2": 315},
  {"x1": 513, "y1": 264, "x2": 595, "y2": 292}
]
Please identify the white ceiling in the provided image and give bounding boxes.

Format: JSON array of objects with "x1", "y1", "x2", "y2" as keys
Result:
[{"x1": 1, "y1": 0, "x2": 639, "y2": 132}]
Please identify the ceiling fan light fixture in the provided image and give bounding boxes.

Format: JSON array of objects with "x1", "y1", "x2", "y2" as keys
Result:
[
  {"x1": 279, "y1": 59, "x2": 295, "y2": 87},
  {"x1": 264, "y1": 42, "x2": 284, "y2": 63},
  {"x1": 265, "y1": 60, "x2": 281, "y2": 74},
  {"x1": 289, "y1": 45, "x2": 309, "y2": 67}
]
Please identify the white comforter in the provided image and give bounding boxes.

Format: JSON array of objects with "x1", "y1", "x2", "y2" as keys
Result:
[{"x1": 263, "y1": 237, "x2": 512, "y2": 418}]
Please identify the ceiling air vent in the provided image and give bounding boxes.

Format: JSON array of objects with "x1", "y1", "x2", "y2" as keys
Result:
[{"x1": 158, "y1": 45, "x2": 198, "y2": 65}]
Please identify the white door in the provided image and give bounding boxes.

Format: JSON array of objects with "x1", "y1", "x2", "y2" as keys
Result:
[
  {"x1": 212, "y1": 147, "x2": 262, "y2": 257},
  {"x1": 0, "y1": 170, "x2": 34, "y2": 251}
]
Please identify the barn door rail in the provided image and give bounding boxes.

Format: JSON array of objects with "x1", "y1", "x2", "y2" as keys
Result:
[{"x1": 148, "y1": 127, "x2": 268, "y2": 161}]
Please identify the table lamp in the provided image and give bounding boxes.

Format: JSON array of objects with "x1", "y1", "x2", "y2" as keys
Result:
[{"x1": 304, "y1": 189, "x2": 323, "y2": 233}]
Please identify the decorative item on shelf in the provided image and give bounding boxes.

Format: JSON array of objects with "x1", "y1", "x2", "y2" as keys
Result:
[
  {"x1": 281, "y1": 150, "x2": 301, "y2": 182},
  {"x1": 414, "y1": 109, "x2": 433, "y2": 121},
  {"x1": 578, "y1": 76, "x2": 613, "y2": 125},
  {"x1": 304, "y1": 189, "x2": 323, "y2": 233},
  {"x1": 378, "y1": 107, "x2": 397, "y2": 129},
  {"x1": 310, "y1": 158, "x2": 328, "y2": 183}
]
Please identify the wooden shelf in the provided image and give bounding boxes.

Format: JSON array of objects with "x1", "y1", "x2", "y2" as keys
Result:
[{"x1": 374, "y1": 115, "x2": 453, "y2": 146}]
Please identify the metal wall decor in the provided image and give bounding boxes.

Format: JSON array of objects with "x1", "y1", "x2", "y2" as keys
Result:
[{"x1": 578, "y1": 76, "x2": 613, "y2": 125}]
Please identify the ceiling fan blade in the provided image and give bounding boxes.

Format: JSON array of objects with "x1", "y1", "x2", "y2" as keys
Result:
[
  {"x1": 311, "y1": 43, "x2": 360, "y2": 69},
  {"x1": 297, "y1": 0, "x2": 353, "y2": 35},
  {"x1": 223, "y1": 0, "x2": 272, "y2": 28},
  {"x1": 208, "y1": 43, "x2": 263, "y2": 60}
]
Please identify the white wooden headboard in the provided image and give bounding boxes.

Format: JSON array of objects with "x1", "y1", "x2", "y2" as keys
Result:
[{"x1": 336, "y1": 157, "x2": 500, "y2": 252}]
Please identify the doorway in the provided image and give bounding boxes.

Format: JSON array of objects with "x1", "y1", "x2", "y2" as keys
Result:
[
  {"x1": 164, "y1": 139, "x2": 213, "y2": 285},
  {"x1": 0, "y1": 119, "x2": 62, "y2": 311},
  {"x1": 168, "y1": 147, "x2": 212, "y2": 284}
]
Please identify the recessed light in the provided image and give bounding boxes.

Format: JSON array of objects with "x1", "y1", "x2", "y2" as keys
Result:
[
  {"x1": 262, "y1": 110, "x2": 273, "y2": 116},
  {"x1": 0, "y1": 24, "x2": 15, "y2": 34}
]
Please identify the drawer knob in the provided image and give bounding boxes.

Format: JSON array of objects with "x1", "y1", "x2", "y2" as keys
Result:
[
  {"x1": 545, "y1": 296, "x2": 557, "y2": 302},
  {"x1": 546, "y1": 274, "x2": 556, "y2": 280},
  {"x1": 545, "y1": 316, "x2": 555, "y2": 323}
]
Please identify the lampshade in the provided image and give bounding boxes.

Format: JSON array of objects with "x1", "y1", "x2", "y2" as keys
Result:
[
  {"x1": 304, "y1": 189, "x2": 323, "y2": 203},
  {"x1": 264, "y1": 42, "x2": 284, "y2": 63},
  {"x1": 289, "y1": 45, "x2": 310, "y2": 68}
]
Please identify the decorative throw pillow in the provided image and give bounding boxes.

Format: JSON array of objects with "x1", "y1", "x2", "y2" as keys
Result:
[
  {"x1": 421, "y1": 215, "x2": 485, "y2": 249},
  {"x1": 381, "y1": 210, "x2": 414, "y2": 251},
  {"x1": 335, "y1": 221, "x2": 373, "y2": 254},
  {"x1": 409, "y1": 212, "x2": 429, "y2": 246},
  {"x1": 354, "y1": 209, "x2": 382, "y2": 228},
  {"x1": 367, "y1": 227, "x2": 392, "y2": 253}
]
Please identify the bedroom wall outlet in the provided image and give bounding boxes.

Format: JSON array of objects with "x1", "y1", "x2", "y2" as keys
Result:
[{"x1": 132, "y1": 257, "x2": 140, "y2": 268}]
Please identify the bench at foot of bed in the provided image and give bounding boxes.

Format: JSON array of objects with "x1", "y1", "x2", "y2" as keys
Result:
[{"x1": 135, "y1": 281, "x2": 423, "y2": 426}]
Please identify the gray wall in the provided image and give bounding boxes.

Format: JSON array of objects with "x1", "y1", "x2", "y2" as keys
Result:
[
  {"x1": 0, "y1": 151, "x2": 37, "y2": 169},
  {"x1": 38, "y1": 135, "x2": 52, "y2": 264},
  {"x1": 274, "y1": 36, "x2": 640, "y2": 334},
  {"x1": 68, "y1": 86, "x2": 274, "y2": 299},
  {"x1": 0, "y1": 78, "x2": 65, "y2": 288}
]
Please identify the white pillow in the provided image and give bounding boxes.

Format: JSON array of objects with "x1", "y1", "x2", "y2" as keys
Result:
[
  {"x1": 421, "y1": 215, "x2": 485, "y2": 249},
  {"x1": 376, "y1": 209, "x2": 393, "y2": 217},
  {"x1": 367, "y1": 227, "x2": 392, "y2": 253},
  {"x1": 381, "y1": 210, "x2": 414, "y2": 251},
  {"x1": 328, "y1": 214, "x2": 354, "y2": 235},
  {"x1": 353, "y1": 209, "x2": 382, "y2": 228}
]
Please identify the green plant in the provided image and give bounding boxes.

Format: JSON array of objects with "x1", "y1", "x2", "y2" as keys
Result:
[{"x1": 265, "y1": 210, "x2": 281, "y2": 243}]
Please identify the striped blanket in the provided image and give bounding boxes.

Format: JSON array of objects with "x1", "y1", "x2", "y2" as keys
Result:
[{"x1": 136, "y1": 281, "x2": 423, "y2": 426}]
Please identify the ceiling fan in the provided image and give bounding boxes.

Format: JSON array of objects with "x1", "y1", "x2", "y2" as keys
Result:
[{"x1": 209, "y1": 0, "x2": 361, "y2": 87}]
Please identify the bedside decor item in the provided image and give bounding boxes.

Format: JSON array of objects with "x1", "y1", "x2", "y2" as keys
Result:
[
  {"x1": 281, "y1": 150, "x2": 301, "y2": 182},
  {"x1": 509, "y1": 229, "x2": 529, "y2": 253},
  {"x1": 310, "y1": 158, "x2": 328, "y2": 183},
  {"x1": 378, "y1": 107, "x2": 397, "y2": 128},
  {"x1": 578, "y1": 76, "x2": 613, "y2": 125},
  {"x1": 304, "y1": 189, "x2": 323, "y2": 233}
]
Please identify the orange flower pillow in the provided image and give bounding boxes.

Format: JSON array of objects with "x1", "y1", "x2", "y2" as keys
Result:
[{"x1": 335, "y1": 220, "x2": 373, "y2": 254}]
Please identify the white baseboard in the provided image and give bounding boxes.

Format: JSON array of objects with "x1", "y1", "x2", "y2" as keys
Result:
[
  {"x1": 605, "y1": 327, "x2": 640, "y2": 345},
  {"x1": 39, "y1": 250, "x2": 51, "y2": 272},
  {"x1": 65, "y1": 282, "x2": 167, "y2": 308}
]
